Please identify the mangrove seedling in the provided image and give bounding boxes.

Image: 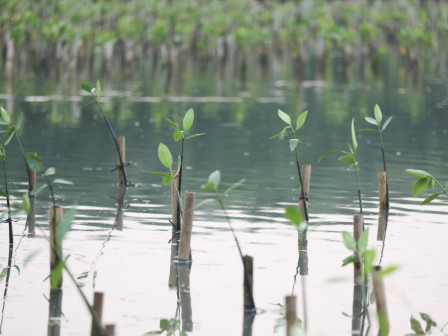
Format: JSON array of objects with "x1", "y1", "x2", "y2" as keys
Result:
[
  {"x1": 405, "y1": 169, "x2": 448, "y2": 205},
  {"x1": 270, "y1": 109, "x2": 309, "y2": 221},
  {"x1": 81, "y1": 80, "x2": 131, "y2": 186},
  {"x1": 319, "y1": 118, "x2": 363, "y2": 214},
  {"x1": 166, "y1": 108, "x2": 205, "y2": 226}
]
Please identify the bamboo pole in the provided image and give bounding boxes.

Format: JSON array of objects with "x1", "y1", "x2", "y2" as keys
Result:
[
  {"x1": 105, "y1": 325, "x2": 115, "y2": 336},
  {"x1": 91, "y1": 292, "x2": 104, "y2": 336},
  {"x1": 49, "y1": 206, "x2": 63, "y2": 288},
  {"x1": 285, "y1": 295, "x2": 297, "y2": 336},
  {"x1": 114, "y1": 186, "x2": 126, "y2": 231},
  {"x1": 48, "y1": 289, "x2": 63, "y2": 336},
  {"x1": 170, "y1": 170, "x2": 181, "y2": 230},
  {"x1": 372, "y1": 266, "x2": 389, "y2": 335},
  {"x1": 378, "y1": 172, "x2": 389, "y2": 209},
  {"x1": 117, "y1": 136, "x2": 126, "y2": 186},
  {"x1": 377, "y1": 208, "x2": 389, "y2": 241},
  {"x1": 178, "y1": 192, "x2": 195, "y2": 262},
  {"x1": 28, "y1": 152, "x2": 37, "y2": 192},
  {"x1": 243, "y1": 255, "x2": 255, "y2": 312},
  {"x1": 298, "y1": 164, "x2": 311, "y2": 221},
  {"x1": 27, "y1": 196, "x2": 36, "y2": 238},
  {"x1": 353, "y1": 214, "x2": 364, "y2": 285}
]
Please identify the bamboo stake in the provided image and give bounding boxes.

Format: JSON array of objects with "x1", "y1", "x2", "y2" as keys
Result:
[
  {"x1": 170, "y1": 170, "x2": 181, "y2": 230},
  {"x1": 27, "y1": 196, "x2": 36, "y2": 238},
  {"x1": 178, "y1": 263, "x2": 193, "y2": 332},
  {"x1": 28, "y1": 152, "x2": 37, "y2": 192},
  {"x1": 178, "y1": 192, "x2": 195, "y2": 262},
  {"x1": 91, "y1": 292, "x2": 104, "y2": 336},
  {"x1": 378, "y1": 172, "x2": 389, "y2": 209},
  {"x1": 372, "y1": 266, "x2": 389, "y2": 335},
  {"x1": 377, "y1": 208, "x2": 389, "y2": 241},
  {"x1": 353, "y1": 214, "x2": 364, "y2": 285},
  {"x1": 105, "y1": 325, "x2": 115, "y2": 336},
  {"x1": 48, "y1": 288, "x2": 63, "y2": 336},
  {"x1": 285, "y1": 295, "x2": 297, "y2": 336},
  {"x1": 298, "y1": 164, "x2": 311, "y2": 221},
  {"x1": 243, "y1": 255, "x2": 255, "y2": 312},
  {"x1": 117, "y1": 136, "x2": 126, "y2": 186},
  {"x1": 49, "y1": 206, "x2": 63, "y2": 288}
]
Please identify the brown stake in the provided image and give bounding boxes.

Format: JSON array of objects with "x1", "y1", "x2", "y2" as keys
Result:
[
  {"x1": 353, "y1": 214, "x2": 364, "y2": 285},
  {"x1": 170, "y1": 170, "x2": 181, "y2": 230},
  {"x1": 105, "y1": 325, "x2": 115, "y2": 336},
  {"x1": 285, "y1": 295, "x2": 297, "y2": 336},
  {"x1": 28, "y1": 152, "x2": 37, "y2": 192},
  {"x1": 27, "y1": 196, "x2": 36, "y2": 238},
  {"x1": 298, "y1": 164, "x2": 311, "y2": 221},
  {"x1": 378, "y1": 172, "x2": 389, "y2": 209},
  {"x1": 117, "y1": 136, "x2": 126, "y2": 186},
  {"x1": 243, "y1": 255, "x2": 255, "y2": 311},
  {"x1": 178, "y1": 192, "x2": 195, "y2": 261},
  {"x1": 91, "y1": 292, "x2": 104, "y2": 336},
  {"x1": 49, "y1": 206, "x2": 63, "y2": 288},
  {"x1": 178, "y1": 264, "x2": 193, "y2": 332},
  {"x1": 372, "y1": 266, "x2": 389, "y2": 335},
  {"x1": 377, "y1": 208, "x2": 389, "y2": 241}
]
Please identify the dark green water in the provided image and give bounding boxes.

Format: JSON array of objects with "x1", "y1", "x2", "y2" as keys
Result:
[{"x1": 1, "y1": 55, "x2": 448, "y2": 335}]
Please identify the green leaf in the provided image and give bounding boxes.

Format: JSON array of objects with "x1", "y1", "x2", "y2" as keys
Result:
[
  {"x1": 295, "y1": 110, "x2": 308, "y2": 131},
  {"x1": 277, "y1": 109, "x2": 291, "y2": 125},
  {"x1": 0, "y1": 268, "x2": 8, "y2": 282},
  {"x1": 358, "y1": 228, "x2": 369, "y2": 254},
  {"x1": 358, "y1": 128, "x2": 378, "y2": 132},
  {"x1": 166, "y1": 118, "x2": 182, "y2": 141},
  {"x1": 284, "y1": 205, "x2": 302, "y2": 227},
  {"x1": 0, "y1": 106, "x2": 11, "y2": 124},
  {"x1": 50, "y1": 261, "x2": 64, "y2": 289},
  {"x1": 342, "y1": 254, "x2": 358, "y2": 266},
  {"x1": 162, "y1": 175, "x2": 172, "y2": 185},
  {"x1": 208, "y1": 170, "x2": 221, "y2": 189},
  {"x1": 157, "y1": 143, "x2": 173, "y2": 169},
  {"x1": 44, "y1": 167, "x2": 56, "y2": 176},
  {"x1": 363, "y1": 249, "x2": 376, "y2": 274},
  {"x1": 374, "y1": 104, "x2": 383, "y2": 124},
  {"x1": 4, "y1": 127, "x2": 15, "y2": 146},
  {"x1": 413, "y1": 178, "x2": 428, "y2": 197},
  {"x1": 420, "y1": 193, "x2": 440, "y2": 205},
  {"x1": 96, "y1": 80, "x2": 101, "y2": 98},
  {"x1": 224, "y1": 178, "x2": 245, "y2": 196},
  {"x1": 59, "y1": 208, "x2": 76, "y2": 241},
  {"x1": 420, "y1": 312, "x2": 437, "y2": 332},
  {"x1": 342, "y1": 231, "x2": 357, "y2": 252},
  {"x1": 183, "y1": 108, "x2": 194, "y2": 131},
  {"x1": 406, "y1": 169, "x2": 431, "y2": 179},
  {"x1": 201, "y1": 182, "x2": 216, "y2": 191},
  {"x1": 290, "y1": 139, "x2": 299, "y2": 151},
  {"x1": 410, "y1": 316, "x2": 424, "y2": 334},
  {"x1": 318, "y1": 150, "x2": 342, "y2": 162},
  {"x1": 382, "y1": 116, "x2": 392, "y2": 132},
  {"x1": 53, "y1": 179, "x2": 73, "y2": 185},
  {"x1": 338, "y1": 155, "x2": 356, "y2": 164},
  {"x1": 351, "y1": 118, "x2": 357, "y2": 151},
  {"x1": 14, "y1": 112, "x2": 23, "y2": 130},
  {"x1": 379, "y1": 265, "x2": 399, "y2": 277},
  {"x1": 22, "y1": 194, "x2": 30, "y2": 213},
  {"x1": 30, "y1": 184, "x2": 47, "y2": 195},
  {"x1": 365, "y1": 117, "x2": 378, "y2": 126},
  {"x1": 141, "y1": 170, "x2": 168, "y2": 177},
  {"x1": 26, "y1": 153, "x2": 43, "y2": 172},
  {"x1": 177, "y1": 155, "x2": 182, "y2": 173},
  {"x1": 186, "y1": 133, "x2": 205, "y2": 140},
  {"x1": 81, "y1": 83, "x2": 92, "y2": 93},
  {"x1": 428, "y1": 178, "x2": 435, "y2": 189}
]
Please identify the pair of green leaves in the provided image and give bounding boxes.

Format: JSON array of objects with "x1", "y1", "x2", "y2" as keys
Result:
[
  {"x1": 319, "y1": 118, "x2": 358, "y2": 168},
  {"x1": 166, "y1": 108, "x2": 205, "y2": 142},
  {"x1": 201, "y1": 170, "x2": 245, "y2": 197},
  {"x1": 143, "y1": 143, "x2": 181, "y2": 185},
  {"x1": 362, "y1": 104, "x2": 392, "y2": 133},
  {"x1": 81, "y1": 80, "x2": 101, "y2": 98},
  {"x1": 1, "y1": 107, "x2": 24, "y2": 148},
  {"x1": 270, "y1": 109, "x2": 308, "y2": 152},
  {"x1": 409, "y1": 313, "x2": 437, "y2": 335},
  {"x1": 405, "y1": 169, "x2": 445, "y2": 205},
  {"x1": 145, "y1": 318, "x2": 187, "y2": 336}
]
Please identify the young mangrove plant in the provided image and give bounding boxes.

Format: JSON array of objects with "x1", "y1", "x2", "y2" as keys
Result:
[
  {"x1": 166, "y1": 108, "x2": 205, "y2": 225},
  {"x1": 319, "y1": 118, "x2": 363, "y2": 214},
  {"x1": 270, "y1": 109, "x2": 309, "y2": 221},
  {"x1": 81, "y1": 80, "x2": 131, "y2": 186},
  {"x1": 24, "y1": 153, "x2": 106, "y2": 336},
  {"x1": 405, "y1": 169, "x2": 448, "y2": 205},
  {"x1": 361, "y1": 104, "x2": 392, "y2": 207}
]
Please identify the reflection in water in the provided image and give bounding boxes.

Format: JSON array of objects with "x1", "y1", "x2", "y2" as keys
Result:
[
  {"x1": 377, "y1": 209, "x2": 389, "y2": 265},
  {"x1": 168, "y1": 232, "x2": 180, "y2": 289},
  {"x1": 178, "y1": 264, "x2": 193, "y2": 333},
  {"x1": 114, "y1": 187, "x2": 127, "y2": 230},
  {"x1": 0, "y1": 246, "x2": 13, "y2": 334},
  {"x1": 292, "y1": 229, "x2": 308, "y2": 330},
  {"x1": 47, "y1": 289, "x2": 63, "y2": 336},
  {"x1": 242, "y1": 311, "x2": 255, "y2": 336}
]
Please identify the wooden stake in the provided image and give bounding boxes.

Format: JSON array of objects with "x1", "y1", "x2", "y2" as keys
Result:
[
  {"x1": 353, "y1": 214, "x2": 364, "y2": 285},
  {"x1": 105, "y1": 325, "x2": 115, "y2": 336},
  {"x1": 28, "y1": 152, "x2": 37, "y2": 192},
  {"x1": 170, "y1": 170, "x2": 181, "y2": 230},
  {"x1": 243, "y1": 255, "x2": 255, "y2": 312},
  {"x1": 48, "y1": 288, "x2": 63, "y2": 336},
  {"x1": 178, "y1": 192, "x2": 195, "y2": 262},
  {"x1": 298, "y1": 164, "x2": 311, "y2": 221},
  {"x1": 285, "y1": 295, "x2": 297, "y2": 336},
  {"x1": 91, "y1": 292, "x2": 104, "y2": 336},
  {"x1": 377, "y1": 208, "x2": 389, "y2": 241},
  {"x1": 178, "y1": 264, "x2": 193, "y2": 332},
  {"x1": 114, "y1": 186, "x2": 126, "y2": 231},
  {"x1": 168, "y1": 232, "x2": 180, "y2": 289},
  {"x1": 372, "y1": 266, "x2": 389, "y2": 335},
  {"x1": 378, "y1": 172, "x2": 389, "y2": 209},
  {"x1": 27, "y1": 196, "x2": 36, "y2": 238},
  {"x1": 117, "y1": 136, "x2": 126, "y2": 186},
  {"x1": 49, "y1": 206, "x2": 63, "y2": 288}
]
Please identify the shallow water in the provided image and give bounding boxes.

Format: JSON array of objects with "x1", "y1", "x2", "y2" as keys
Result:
[{"x1": 1, "y1": 58, "x2": 448, "y2": 336}]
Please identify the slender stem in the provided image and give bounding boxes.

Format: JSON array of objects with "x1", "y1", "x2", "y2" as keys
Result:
[
  {"x1": 3, "y1": 158, "x2": 13, "y2": 245},
  {"x1": 292, "y1": 130, "x2": 309, "y2": 222},
  {"x1": 177, "y1": 138, "x2": 185, "y2": 228},
  {"x1": 378, "y1": 130, "x2": 387, "y2": 173},
  {"x1": 93, "y1": 99, "x2": 128, "y2": 186},
  {"x1": 354, "y1": 160, "x2": 363, "y2": 215},
  {"x1": 434, "y1": 178, "x2": 448, "y2": 197}
]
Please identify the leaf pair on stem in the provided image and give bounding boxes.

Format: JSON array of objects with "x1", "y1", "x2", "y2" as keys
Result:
[{"x1": 405, "y1": 169, "x2": 448, "y2": 205}]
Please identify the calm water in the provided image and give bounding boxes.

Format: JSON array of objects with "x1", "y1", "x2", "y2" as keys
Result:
[{"x1": 1, "y1": 57, "x2": 448, "y2": 336}]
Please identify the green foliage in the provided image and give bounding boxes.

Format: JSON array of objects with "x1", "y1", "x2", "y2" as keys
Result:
[
  {"x1": 145, "y1": 318, "x2": 187, "y2": 336},
  {"x1": 201, "y1": 170, "x2": 245, "y2": 200},
  {"x1": 284, "y1": 205, "x2": 303, "y2": 227},
  {"x1": 408, "y1": 313, "x2": 437, "y2": 335},
  {"x1": 405, "y1": 169, "x2": 448, "y2": 204},
  {"x1": 142, "y1": 143, "x2": 180, "y2": 185}
]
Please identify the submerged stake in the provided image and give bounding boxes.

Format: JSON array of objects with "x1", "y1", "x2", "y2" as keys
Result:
[{"x1": 91, "y1": 292, "x2": 104, "y2": 336}]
